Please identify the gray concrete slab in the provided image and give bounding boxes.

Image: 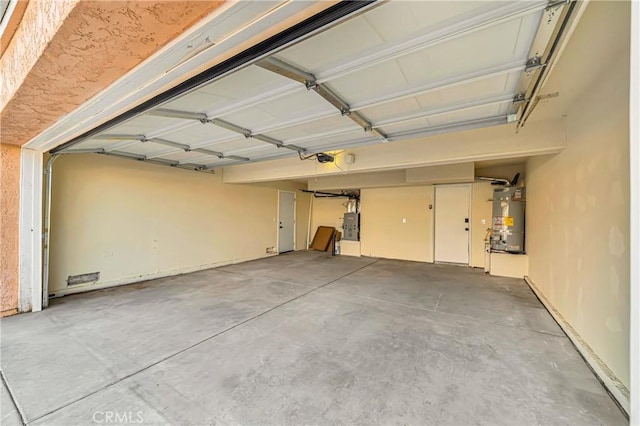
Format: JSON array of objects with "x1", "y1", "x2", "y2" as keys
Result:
[
  {"x1": 219, "y1": 251, "x2": 378, "y2": 288},
  {"x1": 324, "y1": 259, "x2": 564, "y2": 336},
  {"x1": 0, "y1": 251, "x2": 627, "y2": 425},
  {"x1": 1, "y1": 377, "x2": 23, "y2": 426},
  {"x1": 1, "y1": 271, "x2": 310, "y2": 422}
]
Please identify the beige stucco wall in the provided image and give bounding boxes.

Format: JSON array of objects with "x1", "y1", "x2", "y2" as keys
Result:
[
  {"x1": 360, "y1": 184, "x2": 494, "y2": 266},
  {"x1": 526, "y1": 49, "x2": 630, "y2": 389},
  {"x1": 307, "y1": 182, "x2": 498, "y2": 267},
  {"x1": 295, "y1": 191, "x2": 312, "y2": 253},
  {"x1": 0, "y1": 144, "x2": 21, "y2": 316},
  {"x1": 310, "y1": 197, "x2": 346, "y2": 240},
  {"x1": 360, "y1": 186, "x2": 435, "y2": 263},
  {"x1": 48, "y1": 154, "x2": 308, "y2": 295}
]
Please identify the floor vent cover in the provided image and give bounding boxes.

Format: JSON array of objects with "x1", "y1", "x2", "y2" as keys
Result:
[{"x1": 67, "y1": 272, "x2": 100, "y2": 286}]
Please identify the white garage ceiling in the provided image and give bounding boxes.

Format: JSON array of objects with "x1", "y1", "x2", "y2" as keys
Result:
[{"x1": 56, "y1": 0, "x2": 573, "y2": 171}]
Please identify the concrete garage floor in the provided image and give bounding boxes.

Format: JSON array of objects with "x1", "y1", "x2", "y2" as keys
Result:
[{"x1": 1, "y1": 251, "x2": 626, "y2": 425}]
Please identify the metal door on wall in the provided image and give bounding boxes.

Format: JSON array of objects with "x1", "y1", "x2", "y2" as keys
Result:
[
  {"x1": 434, "y1": 185, "x2": 470, "y2": 264},
  {"x1": 278, "y1": 191, "x2": 295, "y2": 253}
]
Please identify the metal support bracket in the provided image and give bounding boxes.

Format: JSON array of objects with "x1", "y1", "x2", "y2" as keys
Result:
[
  {"x1": 206, "y1": 118, "x2": 252, "y2": 138},
  {"x1": 513, "y1": 93, "x2": 528, "y2": 104},
  {"x1": 257, "y1": 56, "x2": 388, "y2": 142},
  {"x1": 524, "y1": 56, "x2": 547, "y2": 74},
  {"x1": 149, "y1": 108, "x2": 208, "y2": 122},
  {"x1": 258, "y1": 56, "x2": 316, "y2": 85},
  {"x1": 150, "y1": 106, "x2": 306, "y2": 154},
  {"x1": 146, "y1": 137, "x2": 191, "y2": 152}
]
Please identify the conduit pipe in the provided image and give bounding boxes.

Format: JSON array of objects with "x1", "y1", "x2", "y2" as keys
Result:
[
  {"x1": 306, "y1": 195, "x2": 313, "y2": 249},
  {"x1": 42, "y1": 154, "x2": 60, "y2": 308}
]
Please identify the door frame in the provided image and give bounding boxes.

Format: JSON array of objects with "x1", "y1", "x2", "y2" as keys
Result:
[
  {"x1": 18, "y1": 148, "x2": 44, "y2": 313},
  {"x1": 433, "y1": 183, "x2": 472, "y2": 266},
  {"x1": 276, "y1": 190, "x2": 296, "y2": 253}
]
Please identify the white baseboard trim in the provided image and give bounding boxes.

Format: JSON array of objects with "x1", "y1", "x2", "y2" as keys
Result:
[
  {"x1": 524, "y1": 276, "x2": 630, "y2": 416},
  {"x1": 48, "y1": 253, "x2": 278, "y2": 298}
]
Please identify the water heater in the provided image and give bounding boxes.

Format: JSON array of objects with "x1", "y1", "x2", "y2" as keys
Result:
[{"x1": 491, "y1": 187, "x2": 526, "y2": 253}]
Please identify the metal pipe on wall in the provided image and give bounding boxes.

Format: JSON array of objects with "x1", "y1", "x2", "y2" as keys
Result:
[
  {"x1": 42, "y1": 154, "x2": 60, "y2": 308},
  {"x1": 306, "y1": 195, "x2": 313, "y2": 249}
]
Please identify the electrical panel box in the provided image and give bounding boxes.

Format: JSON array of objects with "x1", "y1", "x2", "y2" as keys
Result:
[
  {"x1": 491, "y1": 187, "x2": 526, "y2": 253},
  {"x1": 343, "y1": 213, "x2": 360, "y2": 241}
]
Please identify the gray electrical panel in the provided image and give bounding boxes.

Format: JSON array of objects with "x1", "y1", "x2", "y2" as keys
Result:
[
  {"x1": 491, "y1": 187, "x2": 526, "y2": 253},
  {"x1": 343, "y1": 213, "x2": 360, "y2": 241}
]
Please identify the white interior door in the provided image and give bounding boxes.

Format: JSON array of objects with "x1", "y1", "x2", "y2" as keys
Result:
[
  {"x1": 435, "y1": 185, "x2": 470, "y2": 264},
  {"x1": 278, "y1": 191, "x2": 295, "y2": 253}
]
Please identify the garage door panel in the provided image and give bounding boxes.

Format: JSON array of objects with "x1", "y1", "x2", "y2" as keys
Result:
[
  {"x1": 309, "y1": 134, "x2": 379, "y2": 151},
  {"x1": 224, "y1": 144, "x2": 280, "y2": 158},
  {"x1": 68, "y1": 139, "x2": 118, "y2": 151},
  {"x1": 162, "y1": 123, "x2": 241, "y2": 147},
  {"x1": 106, "y1": 115, "x2": 187, "y2": 137},
  {"x1": 199, "y1": 138, "x2": 264, "y2": 153},
  {"x1": 416, "y1": 104, "x2": 502, "y2": 127},
  {"x1": 325, "y1": 61, "x2": 410, "y2": 105},
  {"x1": 112, "y1": 142, "x2": 177, "y2": 157},
  {"x1": 220, "y1": 90, "x2": 335, "y2": 132},
  {"x1": 154, "y1": 150, "x2": 218, "y2": 164},
  {"x1": 359, "y1": 73, "x2": 514, "y2": 124},
  {"x1": 378, "y1": 118, "x2": 432, "y2": 136},
  {"x1": 413, "y1": 74, "x2": 515, "y2": 108},
  {"x1": 293, "y1": 129, "x2": 371, "y2": 150},
  {"x1": 331, "y1": 20, "x2": 536, "y2": 106},
  {"x1": 362, "y1": 1, "x2": 495, "y2": 43},
  {"x1": 264, "y1": 115, "x2": 361, "y2": 143},
  {"x1": 360, "y1": 98, "x2": 423, "y2": 124},
  {"x1": 56, "y1": 0, "x2": 568, "y2": 168},
  {"x1": 275, "y1": 14, "x2": 384, "y2": 72},
  {"x1": 290, "y1": 1, "x2": 513, "y2": 77},
  {"x1": 399, "y1": 14, "x2": 542, "y2": 79},
  {"x1": 163, "y1": 66, "x2": 292, "y2": 115},
  {"x1": 159, "y1": 91, "x2": 231, "y2": 115}
]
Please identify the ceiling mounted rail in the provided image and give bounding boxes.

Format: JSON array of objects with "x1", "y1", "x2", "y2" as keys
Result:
[
  {"x1": 60, "y1": 147, "x2": 250, "y2": 172},
  {"x1": 93, "y1": 133, "x2": 250, "y2": 162},
  {"x1": 257, "y1": 56, "x2": 387, "y2": 141},
  {"x1": 222, "y1": 115, "x2": 510, "y2": 164},
  {"x1": 149, "y1": 108, "x2": 306, "y2": 153}
]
